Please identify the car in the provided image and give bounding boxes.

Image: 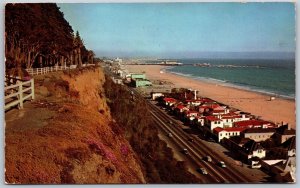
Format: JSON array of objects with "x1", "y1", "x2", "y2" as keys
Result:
[
  {"x1": 188, "y1": 138, "x2": 195, "y2": 142},
  {"x1": 182, "y1": 148, "x2": 189, "y2": 155},
  {"x1": 251, "y1": 163, "x2": 261, "y2": 169},
  {"x1": 197, "y1": 167, "x2": 208, "y2": 175},
  {"x1": 168, "y1": 132, "x2": 173, "y2": 137},
  {"x1": 207, "y1": 137, "x2": 216, "y2": 142},
  {"x1": 203, "y1": 156, "x2": 212, "y2": 162},
  {"x1": 218, "y1": 161, "x2": 226, "y2": 168}
]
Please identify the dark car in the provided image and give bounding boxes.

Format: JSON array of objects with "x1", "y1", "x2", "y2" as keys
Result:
[
  {"x1": 182, "y1": 148, "x2": 189, "y2": 155},
  {"x1": 197, "y1": 167, "x2": 208, "y2": 175},
  {"x1": 218, "y1": 161, "x2": 226, "y2": 168},
  {"x1": 203, "y1": 156, "x2": 212, "y2": 162},
  {"x1": 188, "y1": 138, "x2": 195, "y2": 142}
]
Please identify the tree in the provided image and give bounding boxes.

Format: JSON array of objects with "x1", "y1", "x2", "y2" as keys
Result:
[{"x1": 5, "y1": 3, "x2": 94, "y2": 77}]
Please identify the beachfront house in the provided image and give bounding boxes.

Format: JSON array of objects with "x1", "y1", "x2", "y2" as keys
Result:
[
  {"x1": 193, "y1": 116, "x2": 206, "y2": 127},
  {"x1": 213, "y1": 127, "x2": 246, "y2": 142},
  {"x1": 151, "y1": 92, "x2": 164, "y2": 100},
  {"x1": 221, "y1": 114, "x2": 251, "y2": 128},
  {"x1": 267, "y1": 136, "x2": 296, "y2": 160},
  {"x1": 234, "y1": 120, "x2": 275, "y2": 129},
  {"x1": 205, "y1": 116, "x2": 224, "y2": 131},
  {"x1": 240, "y1": 128, "x2": 276, "y2": 142},
  {"x1": 185, "y1": 99, "x2": 203, "y2": 106},
  {"x1": 242, "y1": 140, "x2": 266, "y2": 160},
  {"x1": 163, "y1": 97, "x2": 178, "y2": 107},
  {"x1": 184, "y1": 110, "x2": 199, "y2": 122},
  {"x1": 211, "y1": 106, "x2": 230, "y2": 116},
  {"x1": 273, "y1": 124, "x2": 296, "y2": 145}
]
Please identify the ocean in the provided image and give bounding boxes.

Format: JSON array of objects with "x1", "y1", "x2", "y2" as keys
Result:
[{"x1": 161, "y1": 59, "x2": 295, "y2": 99}]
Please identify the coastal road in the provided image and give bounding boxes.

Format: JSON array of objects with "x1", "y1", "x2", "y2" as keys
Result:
[{"x1": 128, "y1": 88, "x2": 253, "y2": 183}]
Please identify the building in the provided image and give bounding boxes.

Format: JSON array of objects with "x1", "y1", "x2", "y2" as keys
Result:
[
  {"x1": 242, "y1": 140, "x2": 266, "y2": 160},
  {"x1": 241, "y1": 128, "x2": 276, "y2": 142},
  {"x1": 151, "y1": 92, "x2": 164, "y2": 100},
  {"x1": 213, "y1": 127, "x2": 246, "y2": 142},
  {"x1": 205, "y1": 116, "x2": 223, "y2": 131},
  {"x1": 114, "y1": 57, "x2": 122, "y2": 63},
  {"x1": 261, "y1": 157, "x2": 296, "y2": 182},
  {"x1": 163, "y1": 97, "x2": 178, "y2": 107},
  {"x1": 132, "y1": 78, "x2": 152, "y2": 87},
  {"x1": 131, "y1": 73, "x2": 146, "y2": 80},
  {"x1": 273, "y1": 124, "x2": 296, "y2": 144},
  {"x1": 267, "y1": 136, "x2": 296, "y2": 159},
  {"x1": 184, "y1": 110, "x2": 199, "y2": 121},
  {"x1": 234, "y1": 120, "x2": 275, "y2": 129},
  {"x1": 193, "y1": 116, "x2": 206, "y2": 127},
  {"x1": 111, "y1": 77, "x2": 123, "y2": 85}
]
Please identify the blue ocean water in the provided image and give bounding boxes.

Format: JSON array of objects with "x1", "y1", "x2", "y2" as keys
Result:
[{"x1": 164, "y1": 59, "x2": 295, "y2": 99}]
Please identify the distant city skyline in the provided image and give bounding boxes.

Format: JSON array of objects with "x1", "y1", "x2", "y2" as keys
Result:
[{"x1": 59, "y1": 3, "x2": 295, "y2": 59}]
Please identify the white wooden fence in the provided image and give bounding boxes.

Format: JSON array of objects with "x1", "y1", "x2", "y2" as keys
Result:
[
  {"x1": 26, "y1": 64, "x2": 95, "y2": 75},
  {"x1": 5, "y1": 77, "x2": 35, "y2": 110},
  {"x1": 26, "y1": 66, "x2": 71, "y2": 75}
]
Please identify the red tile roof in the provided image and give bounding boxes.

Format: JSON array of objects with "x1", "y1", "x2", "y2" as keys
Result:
[
  {"x1": 213, "y1": 127, "x2": 224, "y2": 133},
  {"x1": 224, "y1": 127, "x2": 246, "y2": 132},
  {"x1": 213, "y1": 109, "x2": 225, "y2": 113},
  {"x1": 222, "y1": 112, "x2": 238, "y2": 117},
  {"x1": 206, "y1": 116, "x2": 221, "y2": 121},
  {"x1": 176, "y1": 104, "x2": 186, "y2": 109},
  {"x1": 221, "y1": 116, "x2": 235, "y2": 119},
  {"x1": 234, "y1": 120, "x2": 271, "y2": 127},
  {"x1": 163, "y1": 97, "x2": 177, "y2": 102}
]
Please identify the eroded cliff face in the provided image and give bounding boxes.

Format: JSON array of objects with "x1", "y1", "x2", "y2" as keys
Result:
[{"x1": 5, "y1": 67, "x2": 145, "y2": 184}]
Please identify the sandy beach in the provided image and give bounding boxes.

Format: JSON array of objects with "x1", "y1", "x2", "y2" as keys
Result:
[{"x1": 125, "y1": 65, "x2": 296, "y2": 129}]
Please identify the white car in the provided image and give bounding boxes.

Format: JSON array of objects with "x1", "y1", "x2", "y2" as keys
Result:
[
  {"x1": 218, "y1": 161, "x2": 226, "y2": 168},
  {"x1": 197, "y1": 167, "x2": 208, "y2": 175}
]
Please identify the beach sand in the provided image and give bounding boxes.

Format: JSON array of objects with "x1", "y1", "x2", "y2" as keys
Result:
[{"x1": 125, "y1": 65, "x2": 296, "y2": 129}]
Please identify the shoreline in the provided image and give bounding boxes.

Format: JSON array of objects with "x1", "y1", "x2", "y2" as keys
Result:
[
  {"x1": 165, "y1": 69, "x2": 295, "y2": 102},
  {"x1": 124, "y1": 65, "x2": 296, "y2": 129}
]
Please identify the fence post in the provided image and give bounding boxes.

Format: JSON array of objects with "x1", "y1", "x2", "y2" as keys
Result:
[
  {"x1": 18, "y1": 82, "x2": 23, "y2": 109},
  {"x1": 31, "y1": 79, "x2": 35, "y2": 100}
]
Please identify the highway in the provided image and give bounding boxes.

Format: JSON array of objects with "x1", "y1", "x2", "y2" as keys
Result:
[{"x1": 129, "y1": 88, "x2": 253, "y2": 183}]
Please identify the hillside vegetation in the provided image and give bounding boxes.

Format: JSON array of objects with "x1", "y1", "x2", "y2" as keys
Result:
[{"x1": 104, "y1": 75, "x2": 200, "y2": 183}]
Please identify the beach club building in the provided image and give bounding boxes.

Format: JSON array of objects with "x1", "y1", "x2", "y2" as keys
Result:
[
  {"x1": 240, "y1": 128, "x2": 276, "y2": 142},
  {"x1": 132, "y1": 78, "x2": 152, "y2": 87},
  {"x1": 131, "y1": 73, "x2": 146, "y2": 80}
]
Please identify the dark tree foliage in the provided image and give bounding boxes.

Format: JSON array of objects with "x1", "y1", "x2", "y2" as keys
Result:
[
  {"x1": 103, "y1": 75, "x2": 200, "y2": 183},
  {"x1": 5, "y1": 3, "x2": 94, "y2": 77}
]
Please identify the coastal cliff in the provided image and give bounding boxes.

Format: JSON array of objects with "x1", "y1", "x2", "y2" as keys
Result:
[{"x1": 5, "y1": 67, "x2": 145, "y2": 184}]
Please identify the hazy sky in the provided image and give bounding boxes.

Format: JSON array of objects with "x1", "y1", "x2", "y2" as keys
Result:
[{"x1": 59, "y1": 3, "x2": 295, "y2": 58}]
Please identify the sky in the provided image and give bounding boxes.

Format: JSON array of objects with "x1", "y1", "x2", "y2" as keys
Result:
[{"x1": 59, "y1": 3, "x2": 295, "y2": 58}]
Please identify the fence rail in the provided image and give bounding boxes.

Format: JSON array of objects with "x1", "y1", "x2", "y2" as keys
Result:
[
  {"x1": 5, "y1": 77, "x2": 35, "y2": 110},
  {"x1": 26, "y1": 64, "x2": 95, "y2": 75}
]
